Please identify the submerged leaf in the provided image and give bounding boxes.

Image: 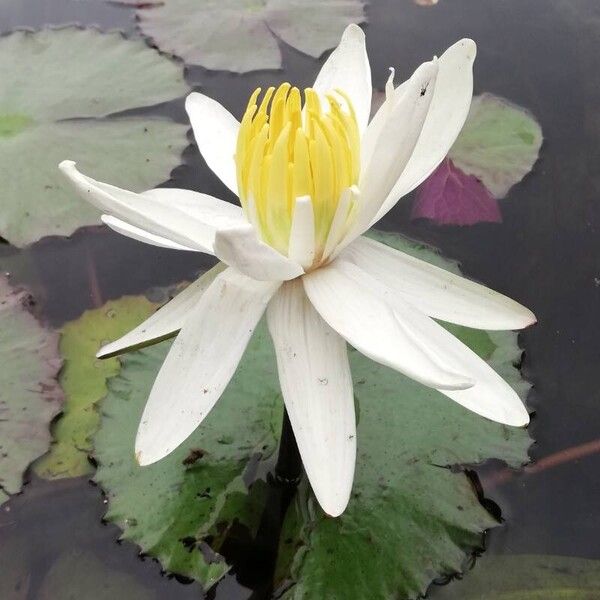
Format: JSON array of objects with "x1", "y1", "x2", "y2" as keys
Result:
[
  {"x1": 38, "y1": 551, "x2": 161, "y2": 600},
  {"x1": 119, "y1": 0, "x2": 366, "y2": 73},
  {"x1": 92, "y1": 231, "x2": 531, "y2": 593},
  {"x1": 0, "y1": 276, "x2": 62, "y2": 505},
  {"x1": 0, "y1": 27, "x2": 189, "y2": 247},
  {"x1": 33, "y1": 296, "x2": 157, "y2": 480},
  {"x1": 433, "y1": 554, "x2": 600, "y2": 599},
  {"x1": 412, "y1": 158, "x2": 502, "y2": 225},
  {"x1": 451, "y1": 93, "x2": 543, "y2": 199}
]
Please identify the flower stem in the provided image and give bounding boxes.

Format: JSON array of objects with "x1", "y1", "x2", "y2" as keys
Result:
[{"x1": 234, "y1": 408, "x2": 302, "y2": 594}]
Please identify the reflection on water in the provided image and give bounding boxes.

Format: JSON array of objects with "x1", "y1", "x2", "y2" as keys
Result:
[{"x1": 1, "y1": 0, "x2": 600, "y2": 598}]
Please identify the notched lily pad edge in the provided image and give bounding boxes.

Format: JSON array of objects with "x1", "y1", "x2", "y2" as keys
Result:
[{"x1": 418, "y1": 327, "x2": 535, "y2": 598}]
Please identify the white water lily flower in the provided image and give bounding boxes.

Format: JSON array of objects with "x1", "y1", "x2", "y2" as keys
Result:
[{"x1": 59, "y1": 25, "x2": 536, "y2": 517}]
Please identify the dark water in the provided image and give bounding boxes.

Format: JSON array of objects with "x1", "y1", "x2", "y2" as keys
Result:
[{"x1": 1, "y1": 0, "x2": 599, "y2": 598}]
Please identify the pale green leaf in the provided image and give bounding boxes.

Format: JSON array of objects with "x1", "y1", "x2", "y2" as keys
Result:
[
  {"x1": 0, "y1": 28, "x2": 188, "y2": 121},
  {"x1": 450, "y1": 93, "x2": 543, "y2": 199},
  {"x1": 0, "y1": 119, "x2": 188, "y2": 247},
  {"x1": 0, "y1": 27, "x2": 190, "y2": 247},
  {"x1": 123, "y1": 0, "x2": 366, "y2": 73},
  {"x1": 33, "y1": 295, "x2": 158, "y2": 480}
]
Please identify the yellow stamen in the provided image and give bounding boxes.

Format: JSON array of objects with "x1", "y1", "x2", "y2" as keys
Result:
[{"x1": 235, "y1": 83, "x2": 360, "y2": 263}]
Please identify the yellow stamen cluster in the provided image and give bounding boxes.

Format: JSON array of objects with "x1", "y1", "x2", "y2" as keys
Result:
[{"x1": 235, "y1": 83, "x2": 360, "y2": 255}]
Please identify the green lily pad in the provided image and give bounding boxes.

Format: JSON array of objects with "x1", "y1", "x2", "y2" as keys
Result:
[
  {"x1": 0, "y1": 27, "x2": 190, "y2": 247},
  {"x1": 450, "y1": 93, "x2": 543, "y2": 199},
  {"x1": 92, "y1": 231, "x2": 532, "y2": 593},
  {"x1": 0, "y1": 276, "x2": 63, "y2": 505},
  {"x1": 122, "y1": 0, "x2": 366, "y2": 73},
  {"x1": 33, "y1": 295, "x2": 158, "y2": 480},
  {"x1": 433, "y1": 554, "x2": 600, "y2": 599}
]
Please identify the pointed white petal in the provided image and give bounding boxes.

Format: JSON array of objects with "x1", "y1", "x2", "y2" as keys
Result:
[
  {"x1": 141, "y1": 187, "x2": 245, "y2": 251},
  {"x1": 343, "y1": 237, "x2": 536, "y2": 330},
  {"x1": 185, "y1": 92, "x2": 240, "y2": 195},
  {"x1": 313, "y1": 24, "x2": 372, "y2": 134},
  {"x1": 135, "y1": 268, "x2": 280, "y2": 465},
  {"x1": 60, "y1": 160, "x2": 206, "y2": 250},
  {"x1": 214, "y1": 224, "x2": 304, "y2": 282},
  {"x1": 303, "y1": 260, "x2": 474, "y2": 391},
  {"x1": 97, "y1": 264, "x2": 225, "y2": 359},
  {"x1": 267, "y1": 280, "x2": 355, "y2": 517},
  {"x1": 142, "y1": 187, "x2": 243, "y2": 225},
  {"x1": 433, "y1": 326, "x2": 530, "y2": 426},
  {"x1": 316, "y1": 256, "x2": 529, "y2": 427},
  {"x1": 59, "y1": 161, "x2": 245, "y2": 253},
  {"x1": 373, "y1": 39, "x2": 477, "y2": 223},
  {"x1": 101, "y1": 215, "x2": 198, "y2": 252},
  {"x1": 360, "y1": 67, "x2": 396, "y2": 171},
  {"x1": 345, "y1": 60, "x2": 438, "y2": 245},
  {"x1": 288, "y1": 196, "x2": 315, "y2": 270}
]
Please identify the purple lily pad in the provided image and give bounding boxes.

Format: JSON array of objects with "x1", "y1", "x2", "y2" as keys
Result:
[{"x1": 411, "y1": 158, "x2": 502, "y2": 226}]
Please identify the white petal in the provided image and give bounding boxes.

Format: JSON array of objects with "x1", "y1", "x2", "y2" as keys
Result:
[
  {"x1": 214, "y1": 224, "x2": 304, "y2": 281},
  {"x1": 101, "y1": 215, "x2": 198, "y2": 252},
  {"x1": 185, "y1": 92, "x2": 240, "y2": 195},
  {"x1": 60, "y1": 161, "x2": 203, "y2": 250},
  {"x1": 59, "y1": 161, "x2": 244, "y2": 253},
  {"x1": 360, "y1": 67, "x2": 396, "y2": 170},
  {"x1": 432, "y1": 325, "x2": 530, "y2": 426},
  {"x1": 267, "y1": 280, "x2": 355, "y2": 517},
  {"x1": 343, "y1": 237, "x2": 536, "y2": 330},
  {"x1": 313, "y1": 24, "x2": 372, "y2": 134},
  {"x1": 142, "y1": 187, "x2": 245, "y2": 251},
  {"x1": 345, "y1": 60, "x2": 438, "y2": 245},
  {"x1": 142, "y1": 187, "x2": 243, "y2": 224},
  {"x1": 372, "y1": 39, "x2": 477, "y2": 223},
  {"x1": 97, "y1": 264, "x2": 225, "y2": 359},
  {"x1": 288, "y1": 196, "x2": 315, "y2": 269},
  {"x1": 135, "y1": 268, "x2": 280, "y2": 465},
  {"x1": 303, "y1": 260, "x2": 474, "y2": 391}
]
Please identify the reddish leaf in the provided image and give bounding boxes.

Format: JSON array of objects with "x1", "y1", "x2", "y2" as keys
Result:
[{"x1": 411, "y1": 159, "x2": 502, "y2": 226}]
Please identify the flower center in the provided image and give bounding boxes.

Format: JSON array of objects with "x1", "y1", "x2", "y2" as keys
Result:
[{"x1": 235, "y1": 83, "x2": 360, "y2": 258}]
